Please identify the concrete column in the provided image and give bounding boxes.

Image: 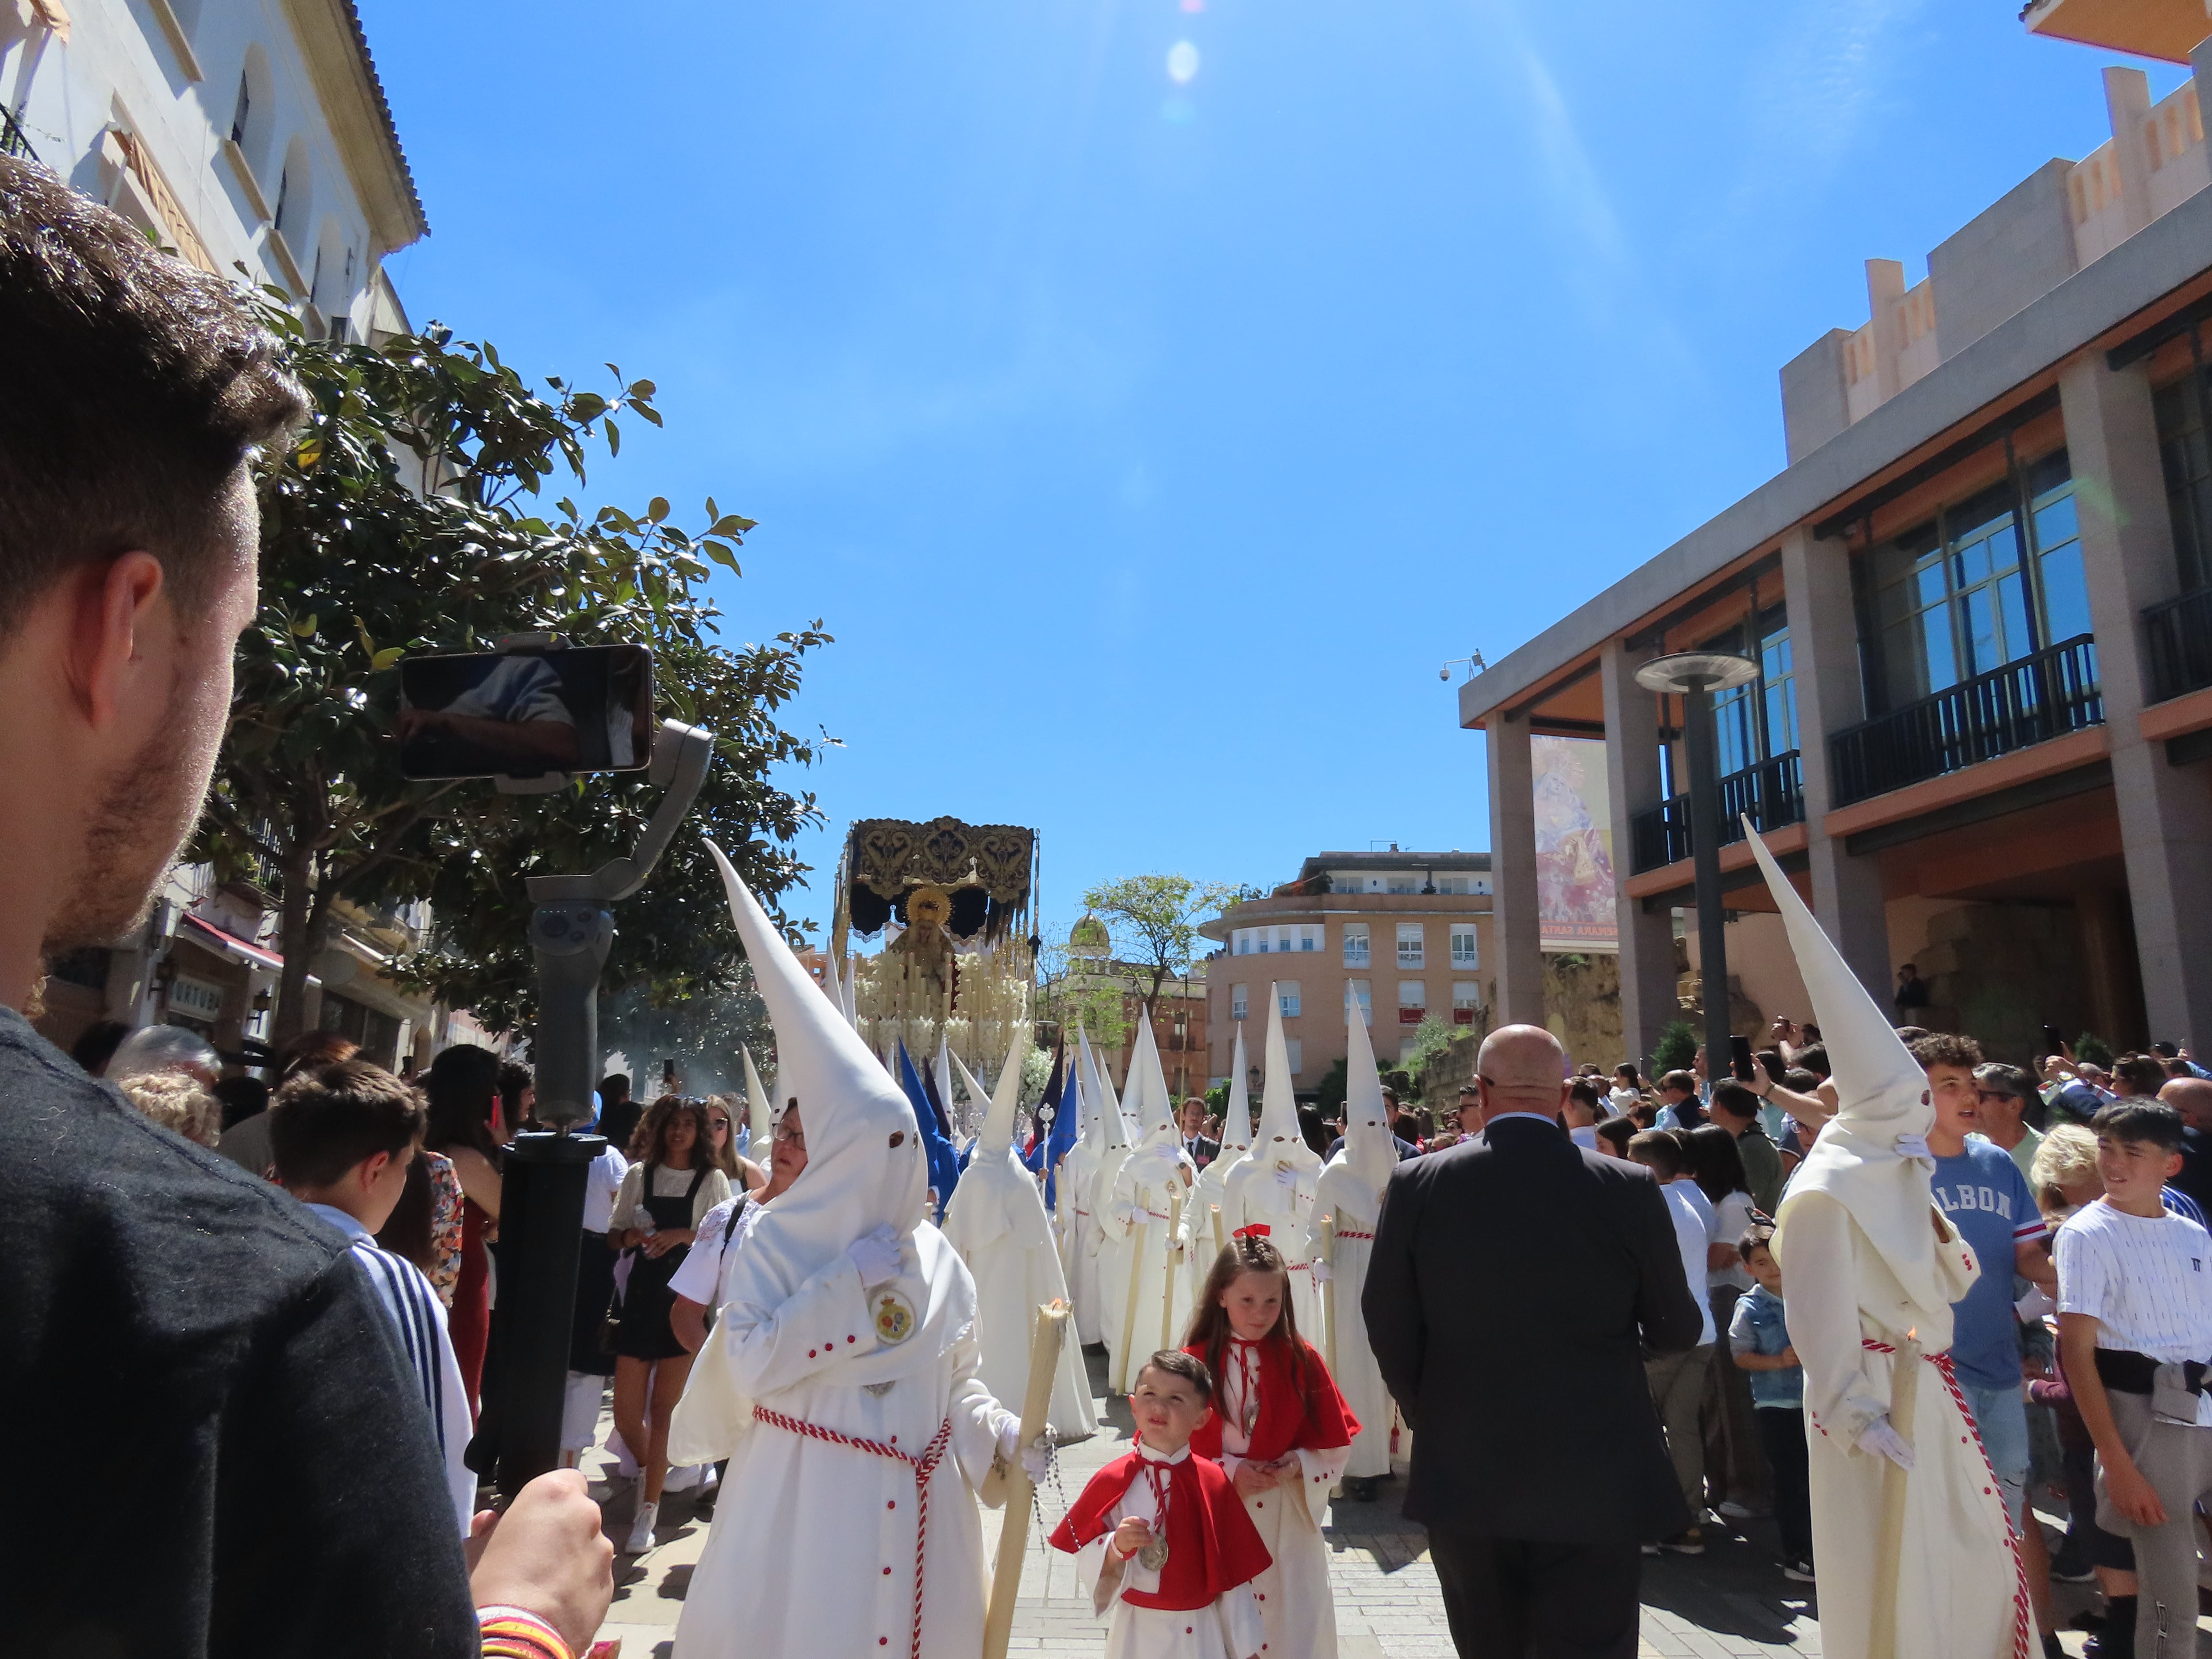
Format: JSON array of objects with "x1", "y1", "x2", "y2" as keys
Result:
[
  {"x1": 1778, "y1": 526, "x2": 1893, "y2": 1003},
  {"x1": 1484, "y1": 710, "x2": 1546, "y2": 1028},
  {"x1": 1599, "y1": 637, "x2": 1680, "y2": 1072},
  {"x1": 2103, "y1": 69, "x2": 2154, "y2": 243},
  {"x1": 2058, "y1": 350, "x2": 2212, "y2": 1050}
]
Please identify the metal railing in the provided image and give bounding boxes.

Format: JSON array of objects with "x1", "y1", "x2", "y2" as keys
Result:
[
  {"x1": 1, "y1": 105, "x2": 36, "y2": 162},
  {"x1": 2144, "y1": 585, "x2": 2212, "y2": 705},
  {"x1": 1628, "y1": 751, "x2": 1805, "y2": 875},
  {"x1": 1829, "y1": 634, "x2": 2101, "y2": 807}
]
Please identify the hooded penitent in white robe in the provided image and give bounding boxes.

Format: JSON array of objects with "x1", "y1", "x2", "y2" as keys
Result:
[
  {"x1": 1743, "y1": 825, "x2": 2026, "y2": 1659},
  {"x1": 1220, "y1": 992, "x2": 1324, "y2": 1346},
  {"x1": 941, "y1": 1046, "x2": 1098, "y2": 1439},
  {"x1": 1184, "y1": 1025, "x2": 1254, "y2": 1311},
  {"x1": 1057, "y1": 1030, "x2": 1105, "y2": 1341},
  {"x1": 1309, "y1": 994, "x2": 1394, "y2": 1482},
  {"x1": 672, "y1": 846, "x2": 1019, "y2": 1659},
  {"x1": 1102, "y1": 1013, "x2": 1198, "y2": 1392},
  {"x1": 1088, "y1": 1044, "x2": 1137, "y2": 1361}
]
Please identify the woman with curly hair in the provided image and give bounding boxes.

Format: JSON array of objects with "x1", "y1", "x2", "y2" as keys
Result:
[{"x1": 608, "y1": 1095, "x2": 732, "y2": 1551}]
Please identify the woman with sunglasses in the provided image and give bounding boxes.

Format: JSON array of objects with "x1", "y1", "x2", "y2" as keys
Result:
[{"x1": 700, "y1": 1094, "x2": 768, "y2": 1196}]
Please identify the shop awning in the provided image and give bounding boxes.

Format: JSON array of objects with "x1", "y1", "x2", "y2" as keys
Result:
[{"x1": 180, "y1": 912, "x2": 283, "y2": 972}]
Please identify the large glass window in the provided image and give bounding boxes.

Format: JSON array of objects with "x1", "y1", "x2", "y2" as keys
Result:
[
  {"x1": 1231, "y1": 984, "x2": 1248, "y2": 1020},
  {"x1": 1703, "y1": 607, "x2": 1798, "y2": 777},
  {"x1": 2154, "y1": 365, "x2": 2212, "y2": 593},
  {"x1": 1346, "y1": 979, "x2": 1372, "y2": 1025},
  {"x1": 1450, "y1": 926, "x2": 1479, "y2": 968},
  {"x1": 1341, "y1": 922, "x2": 1370, "y2": 967},
  {"x1": 1864, "y1": 451, "x2": 2084, "y2": 713},
  {"x1": 1452, "y1": 981, "x2": 1482, "y2": 1025},
  {"x1": 1398, "y1": 980, "x2": 1426, "y2": 1023},
  {"x1": 1277, "y1": 982, "x2": 1301, "y2": 1018},
  {"x1": 1396, "y1": 923, "x2": 1425, "y2": 968}
]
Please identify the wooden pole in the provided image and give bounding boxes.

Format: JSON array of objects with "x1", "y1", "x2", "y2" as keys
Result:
[
  {"x1": 1320, "y1": 1211, "x2": 1338, "y2": 1378},
  {"x1": 983, "y1": 1299, "x2": 1069, "y2": 1659},
  {"x1": 1114, "y1": 1207, "x2": 1147, "y2": 1393},
  {"x1": 1160, "y1": 1188, "x2": 1184, "y2": 1355},
  {"x1": 1865, "y1": 1330, "x2": 1921, "y2": 1659}
]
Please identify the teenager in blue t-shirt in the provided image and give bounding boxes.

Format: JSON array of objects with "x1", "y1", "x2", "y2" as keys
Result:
[{"x1": 1916, "y1": 1035, "x2": 2059, "y2": 1642}]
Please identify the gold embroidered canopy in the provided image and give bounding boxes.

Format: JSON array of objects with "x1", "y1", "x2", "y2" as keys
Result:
[{"x1": 835, "y1": 816, "x2": 1037, "y2": 948}]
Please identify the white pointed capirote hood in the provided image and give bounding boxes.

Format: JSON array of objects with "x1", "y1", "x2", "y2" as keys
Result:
[
  {"x1": 933, "y1": 1038, "x2": 954, "y2": 1133},
  {"x1": 1743, "y1": 821, "x2": 1948, "y2": 1319},
  {"x1": 741, "y1": 1044, "x2": 775, "y2": 1152},
  {"x1": 841, "y1": 953, "x2": 860, "y2": 1029},
  {"x1": 1130, "y1": 1007, "x2": 1179, "y2": 1149},
  {"x1": 1221, "y1": 1024, "x2": 1253, "y2": 1155},
  {"x1": 950, "y1": 1051, "x2": 991, "y2": 1132},
  {"x1": 1074, "y1": 1025, "x2": 1103, "y2": 1154},
  {"x1": 1337, "y1": 984, "x2": 1398, "y2": 1191},
  {"x1": 1256, "y1": 986, "x2": 1321, "y2": 1170},
  {"x1": 1094, "y1": 1042, "x2": 1130, "y2": 1151},
  {"x1": 706, "y1": 843, "x2": 949, "y2": 1382},
  {"x1": 979, "y1": 1036, "x2": 1027, "y2": 1156}
]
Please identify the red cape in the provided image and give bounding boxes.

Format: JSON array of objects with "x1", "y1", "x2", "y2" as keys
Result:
[
  {"x1": 1048, "y1": 1448, "x2": 1271, "y2": 1611},
  {"x1": 1185, "y1": 1334, "x2": 1360, "y2": 1465}
]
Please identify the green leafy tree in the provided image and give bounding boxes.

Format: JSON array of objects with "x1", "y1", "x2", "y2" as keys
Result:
[
  {"x1": 196, "y1": 308, "x2": 831, "y2": 1042},
  {"x1": 1653, "y1": 1019, "x2": 1699, "y2": 1075},
  {"x1": 1080, "y1": 874, "x2": 1240, "y2": 1005}
]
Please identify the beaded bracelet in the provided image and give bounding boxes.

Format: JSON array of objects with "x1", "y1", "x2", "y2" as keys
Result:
[{"x1": 477, "y1": 1605, "x2": 573, "y2": 1659}]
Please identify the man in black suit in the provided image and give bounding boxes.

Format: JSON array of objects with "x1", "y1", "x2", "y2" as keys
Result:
[
  {"x1": 1177, "y1": 1097, "x2": 1221, "y2": 1167},
  {"x1": 1363, "y1": 1025, "x2": 1703, "y2": 1658}
]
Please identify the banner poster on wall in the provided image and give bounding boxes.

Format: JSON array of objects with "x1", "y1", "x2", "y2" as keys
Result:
[{"x1": 1532, "y1": 735, "x2": 1620, "y2": 953}]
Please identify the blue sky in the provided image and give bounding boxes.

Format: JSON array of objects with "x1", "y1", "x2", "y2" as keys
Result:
[{"x1": 355, "y1": 0, "x2": 2184, "y2": 942}]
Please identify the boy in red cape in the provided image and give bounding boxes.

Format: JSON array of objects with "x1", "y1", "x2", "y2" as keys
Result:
[
  {"x1": 1184, "y1": 1234, "x2": 1359, "y2": 1659},
  {"x1": 1050, "y1": 1349, "x2": 1270, "y2": 1659}
]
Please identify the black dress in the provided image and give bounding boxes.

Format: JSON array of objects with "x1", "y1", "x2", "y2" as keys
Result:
[
  {"x1": 570, "y1": 1224, "x2": 620, "y2": 1376},
  {"x1": 612, "y1": 1163, "x2": 709, "y2": 1363}
]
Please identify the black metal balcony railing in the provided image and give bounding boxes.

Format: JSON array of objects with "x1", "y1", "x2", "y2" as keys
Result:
[
  {"x1": 1829, "y1": 634, "x2": 2102, "y2": 807},
  {"x1": 1628, "y1": 751, "x2": 1805, "y2": 876},
  {"x1": 1, "y1": 104, "x2": 36, "y2": 162},
  {"x1": 2144, "y1": 585, "x2": 2212, "y2": 705}
]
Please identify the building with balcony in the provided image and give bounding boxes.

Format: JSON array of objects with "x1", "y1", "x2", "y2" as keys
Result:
[
  {"x1": 1199, "y1": 851, "x2": 1494, "y2": 1097},
  {"x1": 1460, "y1": 28, "x2": 2212, "y2": 1069},
  {"x1": 1039, "y1": 916, "x2": 1210, "y2": 1101}
]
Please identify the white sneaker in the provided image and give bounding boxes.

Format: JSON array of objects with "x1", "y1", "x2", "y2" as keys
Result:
[{"x1": 625, "y1": 1498, "x2": 658, "y2": 1554}]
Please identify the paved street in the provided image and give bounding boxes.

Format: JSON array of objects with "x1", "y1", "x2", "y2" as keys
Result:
[{"x1": 580, "y1": 1344, "x2": 2212, "y2": 1658}]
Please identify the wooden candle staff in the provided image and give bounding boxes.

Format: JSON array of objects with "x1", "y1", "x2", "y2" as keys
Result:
[{"x1": 983, "y1": 1299, "x2": 1069, "y2": 1659}]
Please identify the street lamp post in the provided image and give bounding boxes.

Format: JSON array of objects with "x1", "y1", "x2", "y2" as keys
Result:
[{"x1": 1633, "y1": 651, "x2": 1760, "y2": 1089}]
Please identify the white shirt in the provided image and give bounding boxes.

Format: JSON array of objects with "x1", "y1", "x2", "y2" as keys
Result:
[
  {"x1": 611, "y1": 1161, "x2": 734, "y2": 1233},
  {"x1": 581, "y1": 1145, "x2": 628, "y2": 1233},
  {"x1": 1570, "y1": 1125, "x2": 1599, "y2": 1149},
  {"x1": 668, "y1": 1194, "x2": 764, "y2": 1310},
  {"x1": 1660, "y1": 1182, "x2": 1717, "y2": 1344},
  {"x1": 1707, "y1": 1189, "x2": 1757, "y2": 1293},
  {"x1": 2056, "y1": 1200, "x2": 2212, "y2": 1365},
  {"x1": 305, "y1": 1202, "x2": 476, "y2": 1532}
]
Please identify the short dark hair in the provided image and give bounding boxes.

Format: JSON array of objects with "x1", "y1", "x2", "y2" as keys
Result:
[
  {"x1": 1909, "y1": 1032, "x2": 1983, "y2": 1071},
  {"x1": 1974, "y1": 1062, "x2": 2033, "y2": 1102},
  {"x1": 2093, "y1": 1099, "x2": 2186, "y2": 1152},
  {"x1": 1594, "y1": 1116, "x2": 1636, "y2": 1156},
  {"x1": 1739, "y1": 1222, "x2": 1778, "y2": 1263},
  {"x1": 1135, "y1": 1348, "x2": 1214, "y2": 1403},
  {"x1": 1793, "y1": 1043, "x2": 1829, "y2": 1079},
  {"x1": 497, "y1": 1060, "x2": 534, "y2": 1114},
  {"x1": 2114, "y1": 1055, "x2": 2170, "y2": 1100},
  {"x1": 1567, "y1": 1077, "x2": 1603, "y2": 1110},
  {"x1": 1659, "y1": 1070, "x2": 1697, "y2": 1096},
  {"x1": 598, "y1": 1072, "x2": 631, "y2": 1100},
  {"x1": 269, "y1": 1060, "x2": 426, "y2": 1190},
  {"x1": 1628, "y1": 1129, "x2": 1684, "y2": 1180},
  {"x1": 1708, "y1": 1081, "x2": 1761, "y2": 1121},
  {"x1": 1893, "y1": 1025, "x2": 1930, "y2": 1044},
  {"x1": 0, "y1": 158, "x2": 304, "y2": 642}
]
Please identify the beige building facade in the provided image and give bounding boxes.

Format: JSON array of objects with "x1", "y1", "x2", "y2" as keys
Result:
[{"x1": 1199, "y1": 852, "x2": 1494, "y2": 1095}]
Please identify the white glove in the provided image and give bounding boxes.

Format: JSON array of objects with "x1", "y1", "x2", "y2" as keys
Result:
[
  {"x1": 1856, "y1": 1417, "x2": 1916, "y2": 1470},
  {"x1": 1020, "y1": 1435, "x2": 1053, "y2": 1484},
  {"x1": 1274, "y1": 1165, "x2": 1299, "y2": 1191},
  {"x1": 1892, "y1": 1132, "x2": 1935, "y2": 1170},
  {"x1": 1310, "y1": 1260, "x2": 1334, "y2": 1283},
  {"x1": 847, "y1": 1224, "x2": 902, "y2": 1284}
]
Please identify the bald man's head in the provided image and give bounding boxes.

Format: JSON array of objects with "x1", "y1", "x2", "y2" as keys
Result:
[
  {"x1": 2160, "y1": 1076, "x2": 2212, "y2": 1135},
  {"x1": 1473, "y1": 1025, "x2": 1571, "y2": 1126}
]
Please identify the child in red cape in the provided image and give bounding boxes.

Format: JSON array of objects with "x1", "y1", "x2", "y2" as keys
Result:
[
  {"x1": 1049, "y1": 1349, "x2": 1270, "y2": 1659},
  {"x1": 1183, "y1": 1233, "x2": 1359, "y2": 1659}
]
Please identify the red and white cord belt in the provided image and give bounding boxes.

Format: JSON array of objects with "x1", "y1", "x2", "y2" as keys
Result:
[
  {"x1": 1336, "y1": 1229, "x2": 1374, "y2": 1241},
  {"x1": 1857, "y1": 1339, "x2": 2032, "y2": 1659},
  {"x1": 753, "y1": 1406, "x2": 953, "y2": 1659}
]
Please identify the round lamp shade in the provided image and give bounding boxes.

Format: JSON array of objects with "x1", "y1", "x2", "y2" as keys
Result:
[{"x1": 1633, "y1": 650, "x2": 1760, "y2": 696}]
